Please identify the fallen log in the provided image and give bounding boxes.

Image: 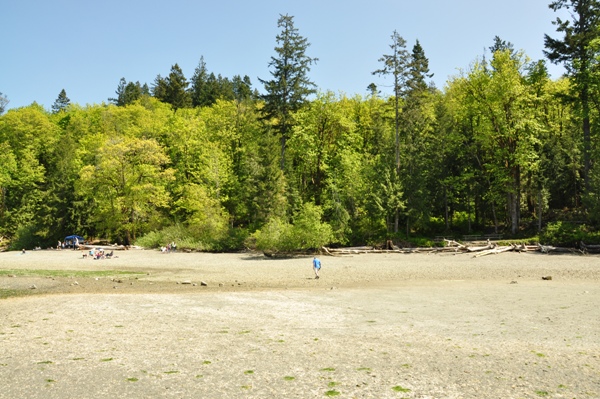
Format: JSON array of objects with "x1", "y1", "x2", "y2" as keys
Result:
[
  {"x1": 466, "y1": 243, "x2": 495, "y2": 252},
  {"x1": 473, "y1": 245, "x2": 515, "y2": 258},
  {"x1": 538, "y1": 244, "x2": 581, "y2": 254},
  {"x1": 444, "y1": 239, "x2": 465, "y2": 248}
]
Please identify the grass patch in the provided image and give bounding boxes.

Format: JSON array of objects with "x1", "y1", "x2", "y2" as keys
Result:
[
  {"x1": 164, "y1": 370, "x2": 179, "y2": 374},
  {"x1": 244, "y1": 370, "x2": 254, "y2": 375},
  {"x1": 535, "y1": 390, "x2": 549, "y2": 396},
  {"x1": 100, "y1": 358, "x2": 114, "y2": 362},
  {"x1": 37, "y1": 360, "x2": 53, "y2": 364},
  {"x1": 283, "y1": 376, "x2": 295, "y2": 381},
  {"x1": 126, "y1": 377, "x2": 139, "y2": 382},
  {"x1": 325, "y1": 390, "x2": 341, "y2": 396},
  {"x1": 0, "y1": 289, "x2": 29, "y2": 299},
  {"x1": 202, "y1": 360, "x2": 212, "y2": 365},
  {"x1": 320, "y1": 367, "x2": 335, "y2": 372}
]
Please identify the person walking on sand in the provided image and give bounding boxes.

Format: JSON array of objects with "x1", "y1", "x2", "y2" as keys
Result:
[{"x1": 313, "y1": 256, "x2": 321, "y2": 279}]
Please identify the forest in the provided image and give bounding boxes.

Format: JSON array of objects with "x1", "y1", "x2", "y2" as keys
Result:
[{"x1": 1, "y1": 2, "x2": 600, "y2": 252}]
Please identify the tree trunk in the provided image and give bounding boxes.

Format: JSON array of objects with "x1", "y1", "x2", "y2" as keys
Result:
[
  {"x1": 444, "y1": 186, "x2": 449, "y2": 230},
  {"x1": 492, "y1": 201, "x2": 498, "y2": 234},
  {"x1": 510, "y1": 192, "x2": 518, "y2": 235},
  {"x1": 537, "y1": 190, "x2": 543, "y2": 232},
  {"x1": 280, "y1": 136, "x2": 286, "y2": 171}
]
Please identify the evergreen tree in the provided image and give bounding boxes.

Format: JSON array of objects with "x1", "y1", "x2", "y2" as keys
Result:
[
  {"x1": 259, "y1": 14, "x2": 318, "y2": 170},
  {"x1": 489, "y1": 35, "x2": 517, "y2": 58},
  {"x1": 401, "y1": 40, "x2": 436, "y2": 235},
  {"x1": 190, "y1": 56, "x2": 210, "y2": 107},
  {"x1": 52, "y1": 89, "x2": 70, "y2": 113},
  {"x1": 544, "y1": 0, "x2": 600, "y2": 191},
  {"x1": 152, "y1": 65, "x2": 192, "y2": 110},
  {"x1": 165, "y1": 64, "x2": 191, "y2": 110},
  {"x1": 372, "y1": 31, "x2": 410, "y2": 174},
  {"x1": 372, "y1": 31, "x2": 410, "y2": 232},
  {"x1": 0, "y1": 92, "x2": 9, "y2": 115},
  {"x1": 110, "y1": 78, "x2": 146, "y2": 106},
  {"x1": 407, "y1": 40, "x2": 434, "y2": 92},
  {"x1": 152, "y1": 75, "x2": 168, "y2": 103},
  {"x1": 232, "y1": 75, "x2": 253, "y2": 103}
]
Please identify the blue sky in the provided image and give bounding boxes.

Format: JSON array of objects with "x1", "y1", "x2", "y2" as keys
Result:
[{"x1": 2, "y1": 0, "x2": 568, "y2": 111}]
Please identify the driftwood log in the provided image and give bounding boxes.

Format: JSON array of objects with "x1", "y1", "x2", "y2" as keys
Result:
[{"x1": 322, "y1": 240, "x2": 587, "y2": 257}]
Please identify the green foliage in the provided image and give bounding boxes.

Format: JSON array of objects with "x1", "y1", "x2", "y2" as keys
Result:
[
  {"x1": 52, "y1": 89, "x2": 70, "y2": 113},
  {"x1": 135, "y1": 224, "x2": 248, "y2": 252},
  {"x1": 251, "y1": 203, "x2": 333, "y2": 252},
  {"x1": 0, "y1": 14, "x2": 599, "y2": 248},
  {"x1": 8, "y1": 224, "x2": 39, "y2": 250},
  {"x1": 539, "y1": 222, "x2": 600, "y2": 246},
  {"x1": 259, "y1": 14, "x2": 318, "y2": 168}
]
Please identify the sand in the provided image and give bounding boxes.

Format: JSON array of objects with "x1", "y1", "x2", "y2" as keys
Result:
[{"x1": 0, "y1": 249, "x2": 599, "y2": 398}]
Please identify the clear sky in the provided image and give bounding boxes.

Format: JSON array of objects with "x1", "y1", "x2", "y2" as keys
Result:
[{"x1": 2, "y1": 0, "x2": 568, "y2": 111}]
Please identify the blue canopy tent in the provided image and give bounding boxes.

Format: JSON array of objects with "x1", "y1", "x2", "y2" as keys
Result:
[{"x1": 64, "y1": 235, "x2": 85, "y2": 248}]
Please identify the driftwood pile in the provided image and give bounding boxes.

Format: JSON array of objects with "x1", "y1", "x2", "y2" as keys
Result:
[{"x1": 323, "y1": 239, "x2": 592, "y2": 258}]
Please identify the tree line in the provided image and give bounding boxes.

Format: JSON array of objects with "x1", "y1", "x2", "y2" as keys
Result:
[{"x1": 1, "y1": 2, "x2": 600, "y2": 251}]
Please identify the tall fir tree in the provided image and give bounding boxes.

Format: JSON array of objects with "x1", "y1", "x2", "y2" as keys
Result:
[
  {"x1": 190, "y1": 56, "x2": 210, "y2": 107},
  {"x1": 165, "y1": 63, "x2": 191, "y2": 110},
  {"x1": 52, "y1": 89, "x2": 70, "y2": 113},
  {"x1": 372, "y1": 31, "x2": 410, "y2": 233},
  {"x1": 259, "y1": 14, "x2": 318, "y2": 170},
  {"x1": 152, "y1": 64, "x2": 191, "y2": 110},
  {"x1": 110, "y1": 78, "x2": 147, "y2": 106}
]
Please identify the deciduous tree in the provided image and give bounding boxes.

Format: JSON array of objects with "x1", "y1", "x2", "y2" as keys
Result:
[{"x1": 544, "y1": 0, "x2": 600, "y2": 191}]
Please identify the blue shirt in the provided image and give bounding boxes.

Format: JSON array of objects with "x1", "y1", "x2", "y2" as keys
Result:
[{"x1": 313, "y1": 258, "x2": 321, "y2": 269}]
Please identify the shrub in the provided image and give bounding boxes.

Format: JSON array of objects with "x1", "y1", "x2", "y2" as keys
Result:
[
  {"x1": 250, "y1": 203, "x2": 333, "y2": 253},
  {"x1": 539, "y1": 222, "x2": 600, "y2": 246},
  {"x1": 9, "y1": 224, "x2": 40, "y2": 250}
]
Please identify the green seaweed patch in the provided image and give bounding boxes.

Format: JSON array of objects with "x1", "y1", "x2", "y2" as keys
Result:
[
  {"x1": 244, "y1": 370, "x2": 254, "y2": 375},
  {"x1": 0, "y1": 269, "x2": 144, "y2": 278},
  {"x1": 392, "y1": 385, "x2": 411, "y2": 393},
  {"x1": 100, "y1": 358, "x2": 114, "y2": 362},
  {"x1": 164, "y1": 370, "x2": 179, "y2": 374},
  {"x1": 126, "y1": 377, "x2": 139, "y2": 382},
  {"x1": 283, "y1": 376, "x2": 295, "y2": 381},
  {"x1": 320, "y1": 367, "x2": 335, "y2": 372},
  {"x1": 325, "y1": 390, "x2": 341, "y2": 396}
]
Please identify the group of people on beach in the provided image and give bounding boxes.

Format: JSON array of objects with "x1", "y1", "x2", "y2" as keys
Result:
[
  {"x1": 160, "y1": 242, "x2": 177, "y2": 253},
  {"x1": 83, "y1": 248, "x2": 114, "y2": 260}
]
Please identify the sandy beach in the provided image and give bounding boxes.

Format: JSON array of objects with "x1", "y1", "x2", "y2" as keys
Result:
[{"x1": 1, "y1": 249, "x2": 599, "y2": 398}]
